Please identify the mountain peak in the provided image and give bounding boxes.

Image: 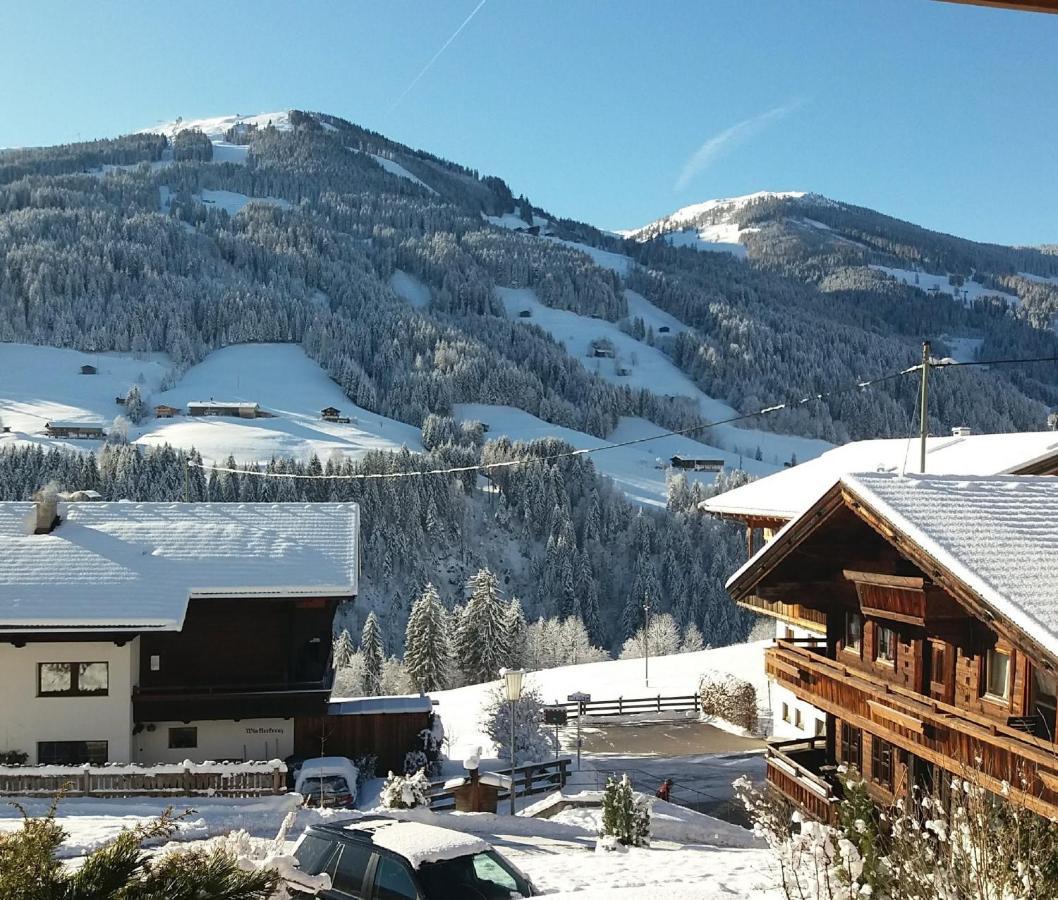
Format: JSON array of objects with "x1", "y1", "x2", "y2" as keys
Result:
[{"x1": 137, "y1": 110, "x2": 292, "y2": 140}]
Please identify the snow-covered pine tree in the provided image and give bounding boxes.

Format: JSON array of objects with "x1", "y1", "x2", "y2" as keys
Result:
[
  {"x1": 599, "y1": 774, "x2": 651, "y2": 848},
  {"x1": 124, "y1": 385, "x2": 147, "y2": 424},
  {"x1": 455, "y1": 569, "x2": 509, "y2": 685},
  {"x1": 504, "y1": 598, "x2": 528, "y2": 669},
  {"x1": 404, "y1": 583, "x2": 451, "y2": 693},
  {"x1": 681, "y1": 622, "x2": 705, "y2": 653},
  {"x1": 360, "y1": 612, "x2": 384, "y2": 696},
  {"x1": 332, "y1": 628, "x2": 355, "y2": 670},
  {"x1": 481, "y1": 683, "x2": 556, "y2": 765}
]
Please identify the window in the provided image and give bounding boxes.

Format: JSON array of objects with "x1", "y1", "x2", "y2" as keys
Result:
[
  {"x1": 794, "y1": 707, "x2": 803, "y2": 729},
  {"x1": 150, "y1": 654, "x2": 160, "y2": 672},
  {"x1": 168, "y1": 727, "x2": 197, "y2": 749},
  {"x1": 871, "y1": 738, "x2": 894, "y2": 791},
  {"x1": 815, "y1": 718, "x2": 826, "y2": 737},
  {"x1": 844, "y1": 612, "x2": 863, "y2": 655},
  {"x1": 781, "y1": 702, "x2": 791, "y2": 723},
  {"x1": 292, "y1": 835, "x2": 341, "y2": 877},
  {"x1": 985, "y1": 649, "x2": 1011, "y2": 701},
  {"x1": 330, "y1": 843, "x2": 373, "y2": 895},
  {"x1": 783, "y1": 626, "x2": 795, "y2": 640},
  {"x1": 38, "y1": 662, "x2": 108, "y2": 697},
  {"x1": 840, "y1": 723, "x2": 862, "y2": 771},
  {"x1": 373, "y1": 855, "x2": 419, "y2": 900},
  {"x1": 37, "y1": 740, "x2": 108, "y2": 765},
  {"x1": 875, "y1": 624, "x2": 896, "y2": 666}
]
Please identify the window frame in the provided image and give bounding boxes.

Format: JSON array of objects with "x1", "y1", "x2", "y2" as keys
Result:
[
  {"x1": 983, "y1": 648, "x2": 1011, "y2": 702},
  {"x1": 871, "y1": 737, "x2": 894, "y2": 792},
  {"x1": 781, "y1": 702, "x2": 791, "y2": 723},
  {"x1": 168, "y1": 726, "x2": 198, "y2": 750},
  {"x1": 875, "y1": 623, "x2": 897, "y2": 667},
  {"x1": 840, "y1": 722, "x2": 862, "y2": 771},
  {"x1": 37, "y1": 740, "x2": 108, "y2": 765},
  {"x1": 37, "y1": 661, "x2": 109, "y2": 698},
  {"x1": 843, "y1": 612, "x2": 863, "y2": 657}
]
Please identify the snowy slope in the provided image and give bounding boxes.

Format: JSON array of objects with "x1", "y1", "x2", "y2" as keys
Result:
[
  {"x1": 544, "y1": 237, "x2": 633, "y2": 275},
  {"x1": 390, "y1": 270, "x2": 432, "y2": 308},
  {"x1": 139, "y1": 111, "x2": 291, "y2": 140},
  {"x1": 0, "y1": 342, "x2": 420, "y2": 464},
  {"x1": 432, "y1": 641, "x2": 768, "y2": 761},
  {"x1": 870, "y1": 264, "x2": 1017, "y2": 306},
  {"x1": 456, "y1": 404, "x2": 777, "y2": 507},
  {"x1": 366, "y1": 153, "x2": 438, "y2": 194},
  {"x1": 629, "y1": 192, "x2": 807, "y2": 235},
  {"x1": 622, "y1": 289, "x2": 689, "y2": 335},
  {"x1": 195, "y1": 189, "x2": 292, "y2": 215},
  {"x1": 499, "y1": 287, "x2": 831, "y2": 467}
]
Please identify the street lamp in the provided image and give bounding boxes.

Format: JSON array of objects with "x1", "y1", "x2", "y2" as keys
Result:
[
  {"x1": 501, "y1": 668, "x2": 524, "y2": 816},
  {"x1": 643, "y1": 598, "x2": 652, "y2": 688}
]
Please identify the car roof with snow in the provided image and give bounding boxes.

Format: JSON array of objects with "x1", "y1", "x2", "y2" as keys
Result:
[
  {"x1": 701, "y1": 432, "x2": 1058, "y2": 521},
  {"x1": 314, "y1": 817, "x2": 491, "y2": 868}
]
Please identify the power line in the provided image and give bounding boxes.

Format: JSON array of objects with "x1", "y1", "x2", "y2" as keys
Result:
[
  {"x1": 187, "y1": 364, "x2": 920, "y2": 481},
  {"x1": 933, "y1": 354, "x2": 1058, "y2": 369}
]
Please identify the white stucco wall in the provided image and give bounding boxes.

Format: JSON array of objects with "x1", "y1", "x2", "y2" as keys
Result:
[
  {"x1": 0, "y1": 640, "x2": 137, "y2": 764},
  {"x1": 134, "y1": 718, "x2": 293, "y2": 764},
  {"x1": 769, "y1": 621, "x2": 826, "y2": 740}
]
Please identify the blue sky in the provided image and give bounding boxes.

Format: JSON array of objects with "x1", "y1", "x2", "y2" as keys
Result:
[{"x1": 4, "y1": 0, "x2": 1057, "y2": 245}]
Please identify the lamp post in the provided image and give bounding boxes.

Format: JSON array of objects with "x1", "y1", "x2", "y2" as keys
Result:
[
  {"x1": 501, "y1": 668, "x2": 524, "y2": 816},
  {"x1": 643, "y1": 597, "x2": 652, "y2": 688}
]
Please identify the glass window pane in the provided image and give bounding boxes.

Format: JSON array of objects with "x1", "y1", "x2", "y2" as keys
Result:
[
  {"x1": 471, "y1": 852, "x2": 520, "y2": 891},
  {"x1": 84, "y1": 741, "x2": 108, "y2": 764},
  {"x1": 77, "y1": 663, "x2": 108, "y2": 694},
  {"x1": 331, "y1": 844, "x2": 373, "y2": 893},
  {"x1": 987, "y1": 651, "x2": 1010, "y2": 698},
  {"x1": 39, "y1": 663, "x2": 71, "y2": 694},
  {"x1": 374, "y1": 855, "x2": 419, "y2": 899},
  {"x1": 294, "y1": 836, "x2": 340, "y2": 876}
]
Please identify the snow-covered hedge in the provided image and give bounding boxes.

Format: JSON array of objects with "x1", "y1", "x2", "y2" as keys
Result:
[
  {"x1": 698, "y1": 670, "x2": 758, "y2": 733},
  {"x1": 0, "y1": 759, "x2": 286, "y2": 776},
  {"x1": 381, "y1": 769, "x2": 432, "y2": 810}
]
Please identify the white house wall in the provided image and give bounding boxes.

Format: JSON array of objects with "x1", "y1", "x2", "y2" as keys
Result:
[
  {"x1": 134, "y1": 718, "x2": 293, "y2": 764},
  {"x1": 769, "y1": 621, "x2": 826, "y2": 740},
  {"x1": 0, "y1": 640, "x2": 137, "y2": 764}
]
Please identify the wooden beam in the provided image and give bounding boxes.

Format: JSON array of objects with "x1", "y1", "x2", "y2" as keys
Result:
[
  {"x1": 868, "y1": 700, "x2": 925, "y2": 734},
  {"x1": 936, "y1": 0, "x2": 1058, "y2": 13},
  {"x1": 843, "y1": 570, "x2": 924, "y2": 590}
]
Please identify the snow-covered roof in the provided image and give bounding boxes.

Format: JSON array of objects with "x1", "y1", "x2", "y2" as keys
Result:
[
  {"x1": 702, "y1": 432, "x2": 1058, "y2": 521},
  {"x1": 46, "y1": 421, "x2": 106, "y2": 429},
  {"x1": 344, "y1": 819, "x2": 489, "y2": 868},
  {"x1": 728, "y1": 472, "x2": 1058, "y2": 661},
  {"x1": 0, "y1": 501, "x2": 359, "y2": 631},
  {"x1": 187, "y1": 400, "x2": 259, "y2": 408},
  {"x1": 327, "y1": 696, "x2": 432, "y2": 716}
]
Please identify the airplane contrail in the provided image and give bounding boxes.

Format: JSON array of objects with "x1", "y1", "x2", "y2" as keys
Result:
[{"x1": 388, "y1": 0, "x2": 488, "y2": 114}]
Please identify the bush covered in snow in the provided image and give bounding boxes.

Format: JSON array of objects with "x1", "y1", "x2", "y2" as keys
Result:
[
  {"x1": 698, "y1": 670, "x2": 758, "y2": 732},
  {"x1": 380, "y1": 768, "x2": 431, "y2": 810},
  {"x1": 599, "y1": 774, "x2": 651, "y2": 849},
  {"x1": 404, "y1": 715, "x2": 446, "y2": 776},
  {"x1": 481, "y1": 683, "x2": 557, "y2": 766}
]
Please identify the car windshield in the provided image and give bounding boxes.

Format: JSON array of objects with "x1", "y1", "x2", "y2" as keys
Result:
[
  {"x1": 417, "y1": 850, "x2": 532, "y2": 899},
  {"x1": 300, "y1": 775, "x2": 350, "y2": 796}
]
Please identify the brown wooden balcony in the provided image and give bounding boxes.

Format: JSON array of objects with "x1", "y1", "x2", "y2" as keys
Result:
[
  {"x1": 737, "y1": 595, "x2": 827, "y2": 631},
  {"x1": 765, "y1": 736, "x2": 840, "y2": 822},
  {"x1": 133, "y1": 680, "x2": 331, "y2": 721},
  {"x1": 766, "y1": 640, "x2": 1058, "y2": 819}
]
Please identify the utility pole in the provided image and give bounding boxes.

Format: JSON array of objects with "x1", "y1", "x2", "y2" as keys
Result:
[
  {"x1": 643, "y1": 597, "x2": 652, "y2": 688},
  {"x1": 919, "y1": 341, "x2": 930, "y2": 474}
]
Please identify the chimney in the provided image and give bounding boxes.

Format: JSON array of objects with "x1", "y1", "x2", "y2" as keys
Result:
[
  {"x1": 951, "y1": 426, "x2": 971, "y2": 437},
  {"x1": 32, "y1": 484, "x2": 61, "y2": 535}
]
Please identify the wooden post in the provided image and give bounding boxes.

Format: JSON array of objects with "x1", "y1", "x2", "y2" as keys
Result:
[
  {"x1": 272, "y1": 766, "x2": 284, "y2": 795},
  {"x1": 183, "y1": 765, "x2": 192, "y2": 796},
  {"x1": 82, "y1": 766, "x2": 91, "y2": 797}
]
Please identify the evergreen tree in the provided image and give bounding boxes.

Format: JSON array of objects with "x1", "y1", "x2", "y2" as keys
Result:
[
  {"x1": 403, "y1": 583, "x2": 451, "y2": 693},
  {"x1": 360, "y1": 612, "x2": 384, "y2": 696},
  {"x1": 504, "y1": 598, "x2": 528, "y2": 669},
  {"x1": 455, "y1": 569, "x2": 509, "y2": 685},
  {"x1": 332, "y1": 628, "x2": 355, "y2": 670}
]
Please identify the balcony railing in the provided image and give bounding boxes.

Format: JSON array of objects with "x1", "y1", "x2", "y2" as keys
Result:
[
  {"x1": 765, "y1": 736, "x2": 840, "y2": 822},
  {"x1": 737, "y1": 595, "x2": 827, "y2": 630}
]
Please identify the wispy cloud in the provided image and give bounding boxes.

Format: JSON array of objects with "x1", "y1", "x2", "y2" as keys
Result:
[
  {"x1": 674, "y1": 99, "x2": 804, "y2": 192},
  {"x1": 388, "y1": 0, "x2": 488, "y2": 115}
]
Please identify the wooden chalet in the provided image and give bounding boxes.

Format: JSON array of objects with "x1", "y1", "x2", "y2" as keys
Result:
[
  {"x1": 187, "y1": 400, "x2": 261, "y2": 419},
  {"x1": 154, "y1": 404, "x2": 181, "y2": 418},
  {"x1": 727, "y1": 472, "x2": 1058, "y2": 822},
  {"x1": 671, "y1": 455, "x2": 724, "y2": 472},
  {"x1": 320, "y1": 406, "x2": 350, "y2": 424},
  {"x1": 80, "y1": 364, "x2": 97, "y2": 375},
  {"x1": 589, "y1": 339, "x2": 615, "y2": 359},
  {"x1": 45, "y1": 421, "x2": 106, "y2": 440}
]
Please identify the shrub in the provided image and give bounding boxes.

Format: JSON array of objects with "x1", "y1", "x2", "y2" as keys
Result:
[
  {"x1": 481, "y1": 683, "x2": 557, "y2": 766},
  {"x1": 352, "y1": 753, "x2": 378, "y2": 793},
  {"x1": 380, "y1": 769, "x2": 431, "y2": 810},
  {"x1": 0, "y1": 750, "x2": 28, "y2": 766},
  {"x1": 599, "y1": 774, "x2": 650, "y2": 848},
  {"x1": 698, "y1": 670, "x2": 758, "y2": 732}
]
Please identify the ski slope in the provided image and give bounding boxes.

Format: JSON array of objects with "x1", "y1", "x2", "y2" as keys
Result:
[
  {"x1": 195, "y1": 190, "x2": 293, "y2": 215},
  {"x1": 390, "y1": 270, "x2": 432, "y2": 308},
  {"x1": 870, "y1": 264, "x2": 1018, "y2": 306},
  {"x1": 456, "y1": 404, "x2": 777, "y2": 507},
  {"x1": 0, "y1": 343, "x2": 421, "y2": 464},
  {"x1": 498, "y1": 287, "x2": 831, "y2": 467},
  {"x1": 139, "y1": 111, "x2": 291, "y2": 140},
  {"x1": 366, "y1": 153, "x2": 437, "y2": 194}
]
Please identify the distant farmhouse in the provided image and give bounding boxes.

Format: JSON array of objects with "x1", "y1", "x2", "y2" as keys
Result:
[
  {"x1": 80, "y1": 364, "x2": 97, "y2": 375},
  {"x1": 589, "y1": 338, "x2": 615, "y2": 359},
  {"x1": 670, "y1": 455, "x2": 724, "y2": 472},
  {"x1": 154, "y1": 404, "x2": 181, "y2": 418},
  {"x1": 187, "y1": 400, "x2": 262, "y2": 419},
  {"x1": 45, "y1": 421, "x2": 106, "y2": 440},
  {"x1": 320, "y1": 406, "x2": 351, "y2": 423}
]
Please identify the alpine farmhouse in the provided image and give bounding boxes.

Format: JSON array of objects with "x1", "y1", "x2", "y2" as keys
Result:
[{"x1": 0, "y1": 494, "x2": 359, "y2": 765}]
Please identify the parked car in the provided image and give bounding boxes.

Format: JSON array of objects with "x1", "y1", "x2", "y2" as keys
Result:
[
  {"x1": 286, "y1": 817, "x2": 537, "y2": 898},
  {"x1": 295, "y1": 757, "x2": 359, "y2": 808}
]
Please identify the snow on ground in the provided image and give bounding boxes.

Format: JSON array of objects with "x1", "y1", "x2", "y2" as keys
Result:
[
  {"x1": 484, "y1": 208, "x2": 551, "y2": 231},
  {"x1": 139, "y1": 111, "x2": 291, "y2": 140},
  {"x1": 870, "y1": 264, "x2": 1018, "y2": 306},
  {"x1": 660, "y1": 224, "x2": 749, "y2": 258},
  {"x1": 432, "y1": 642, "x2": 768, "y2": 762},
  {"x1": 0, "y1": 342, "x2": 421, "y2": 465},
  {"x1": 544, "y1": 237, "x2": 633, "y2": 275},
  {"x1": 195, "y1": 189, "x2": 292, "y2": 216},
  {"x1": 456, "y1": 404, "x2": 777, "y2": 507},
  {"x1": 390, "y1": 269, "x2": 432, "y2": 308},
  {"x1": 622, "y1": 289, "x2": 688, "y2": 336},
  {"x1": 210, "y1": 141, "x2": 250, "y2": 164},
  {"x1": 627, "y1": 192, "x2": 807, "y2": 236},
  {"x1": 366, "y1": 153, "x2": 437, "y2": 194},
  {"x1": 1019, "y1": 271, "x2": 1058, "y2": 287},
  {"x1": 941, "y1": 335, "x2": 984, "y2": 364},
  {"x1": 498, "y1": 287, "x2": 831, "y2": 467}
]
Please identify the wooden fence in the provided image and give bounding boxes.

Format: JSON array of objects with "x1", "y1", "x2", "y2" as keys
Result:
[
  {"x1": 0, "y1": 765, "x2": 287, "y2": 798},
  {"x1": 428, "y1": 758, "x2": 572, "y2": 810},
  {"x1": 561, "y1": 693, "x2": 701, "y2": 719}
]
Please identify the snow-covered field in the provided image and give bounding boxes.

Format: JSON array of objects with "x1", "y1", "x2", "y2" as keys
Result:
[
  {"x1": 498, "y1": 286, "x2": 831, "y2": 467},
  {"x1": 455, "y1": 404, "x2": 775, "y2": 506},
  {"x1": 194, "y1": 189, "x2": 292, "y2": 215},
  {"x1": 870, "y1": 264, "x2": 1018, "y2": 305},
  {"x1": 365, "y1": 152, "x2": 438, "y2": 194},
  {"x1": 390, "y1": 269, "x2": 432, "y2": 308},
  {"x1": 432, "y1": 642, "x2": 768, "y2": 762},
  {"x1": 0, "y1": 342, "x2": 421, "y2": 464},
  {"x1": 139, "y1": 111, "x2": 291, "y2": 140}
]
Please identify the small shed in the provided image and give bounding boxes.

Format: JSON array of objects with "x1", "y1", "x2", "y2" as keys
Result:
[
  {"x1": 589, "y1": 339, "x2": 615, "y2": 359},
  {"x1": 658, "y1": 325, "x2": 671, "y2": 334},
  {"x1": 114, "y1": 396, "x2": 127, "y2": 406},
  {"x1": 294, "y1": 695, "x2": 433, "y2": 773},
  {"x1": 452, "y1": 767, "x2": 510, "y2": 813},
  {"x1": 671, "y1": 455, "x2": 724, "y2": 473},
  {"x1": 518, "y1": 309, "x2": 533, "y2": 318},
  {"x1": 80, "y1": 365, "x2": 97, "y2": 375},
  {"x1": 154, "y1": 405, "x2": 181, "y2": 418}
]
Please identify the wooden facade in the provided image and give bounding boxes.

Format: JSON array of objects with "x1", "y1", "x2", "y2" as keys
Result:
[
  {"x1": 294, "y1": 710, "x2": 430, "y2": 773},
  {"x1": 730, "y1": 484, "x2": 1058, "y2": 820}
]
